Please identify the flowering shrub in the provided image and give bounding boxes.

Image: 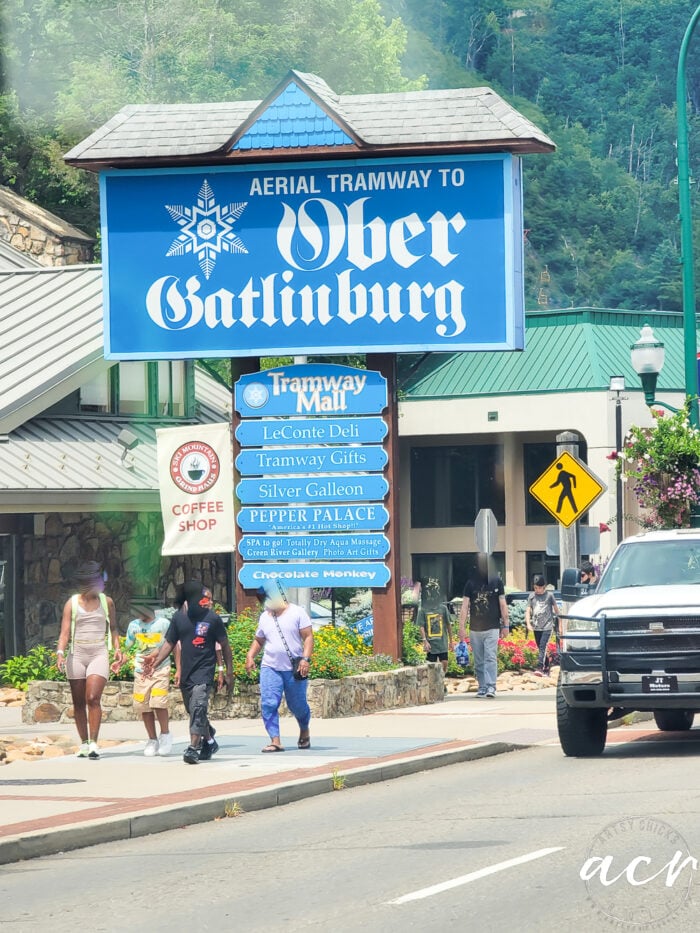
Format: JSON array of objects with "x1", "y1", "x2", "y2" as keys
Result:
[
  {"x1": 227, "y1": 611, "x2": 396, "y2": 682},
  {"x1": 402, "y1": 619, "x2": 426, "y2": 666},
  {"x1": 614, "y1": 401, "x2": 700, "y2": 528},
  {"x1": 445, "y1": 627, "x2": 557, "y2": 676}
]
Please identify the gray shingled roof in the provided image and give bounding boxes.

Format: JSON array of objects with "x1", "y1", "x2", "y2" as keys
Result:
[
  {"x1": 64, "y1": 71, "x2": 555, "y2": 166},
  {"x1": 0, "y1": 265, "x2": 106, "y2": 434}
]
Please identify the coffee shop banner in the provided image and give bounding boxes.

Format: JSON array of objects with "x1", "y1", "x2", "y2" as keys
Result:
[
  {"x1": 100, "y1": 153, "x2": 524, "y2": 359},
  {"x1": 156, "y1": 422, "x2": 234, "y2": 556}
]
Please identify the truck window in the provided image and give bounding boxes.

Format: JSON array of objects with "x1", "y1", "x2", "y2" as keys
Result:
[{"x1": 599, "y1": 541, "x2": 700, "y2": 592}]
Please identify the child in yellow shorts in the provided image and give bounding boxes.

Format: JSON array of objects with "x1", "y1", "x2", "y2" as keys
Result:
[{"x1": 123, "y1": 605, "x2": 180, "y2": 756}]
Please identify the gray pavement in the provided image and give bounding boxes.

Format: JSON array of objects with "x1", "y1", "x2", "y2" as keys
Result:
[{"x1": 0, "y1": 688, "x2": 654, "y2": 865}]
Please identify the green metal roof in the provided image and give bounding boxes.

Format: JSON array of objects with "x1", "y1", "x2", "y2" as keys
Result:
[{"x1": 399, "y1": 308, "x2": 695, "y2": 400}]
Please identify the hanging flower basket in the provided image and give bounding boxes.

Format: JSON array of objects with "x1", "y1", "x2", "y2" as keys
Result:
[{"x1": 615, "y1": 401, "x2": 700, "y2": 529}]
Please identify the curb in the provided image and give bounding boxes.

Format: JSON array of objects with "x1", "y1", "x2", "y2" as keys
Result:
[{"x1": 0, "y1": 740, "x2": 519, "y2": 865}]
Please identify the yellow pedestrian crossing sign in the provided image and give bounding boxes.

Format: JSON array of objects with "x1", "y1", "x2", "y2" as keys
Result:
[{"x1": 529, "y1": 451, "x2": 606, "y2": 528}]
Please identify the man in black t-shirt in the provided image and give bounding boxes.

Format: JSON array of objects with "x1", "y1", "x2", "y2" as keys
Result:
[
  {"x1": 458, "y1": 557, "x2": 509, "y2": 698},
  {"x1": 143, "y1": 581, "x2": 232, "y2": 764}
]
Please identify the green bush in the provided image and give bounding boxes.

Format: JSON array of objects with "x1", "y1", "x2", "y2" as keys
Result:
[
  {"x1": 0, "y1": 645, "x2": 63, "y2": 689},
  {"x1": 402, "y1": 619, "x2": 426, "y2": 666},
  {"x1": 226, "y1": 610, "x2": 259, "y2": 684}
]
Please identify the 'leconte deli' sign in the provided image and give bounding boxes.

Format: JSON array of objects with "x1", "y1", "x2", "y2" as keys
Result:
[{"x1": 100, "y1": 153, "x2": 524, "y2": 358}]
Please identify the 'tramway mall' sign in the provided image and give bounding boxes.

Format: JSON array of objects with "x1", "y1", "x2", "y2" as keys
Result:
[{"x1": 529, "y1": 451, "x2": 606, "y2": 528}]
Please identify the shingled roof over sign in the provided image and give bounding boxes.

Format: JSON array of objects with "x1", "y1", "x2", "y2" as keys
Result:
[{"x1": 64, "y1": 70, "x2": 555, "y2": 171}]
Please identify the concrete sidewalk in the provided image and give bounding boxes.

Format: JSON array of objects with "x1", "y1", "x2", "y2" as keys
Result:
[{"x1": 0, "y1": 688, "x2": 643, "y2": 864}]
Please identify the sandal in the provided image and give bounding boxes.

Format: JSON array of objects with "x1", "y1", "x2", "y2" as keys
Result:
[
  {"x1": 298, "y1": 736, "x2": 311, "y2": 749},
  {"x1": 261, "y1": 743, "x2": 285, "y2": 753}
]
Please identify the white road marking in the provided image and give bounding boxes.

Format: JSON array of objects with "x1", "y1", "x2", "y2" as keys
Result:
[{"x1": 387, "y1": 847, "x2": 564, "y2": 904}]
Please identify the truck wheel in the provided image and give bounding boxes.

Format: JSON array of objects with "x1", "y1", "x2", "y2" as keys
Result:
[
  {"x1": 556, "y1": 686, "x2": 607, "y2": 756},
  {"x1": 653, "y1": 710, "x2": 695, "y2": 731}
]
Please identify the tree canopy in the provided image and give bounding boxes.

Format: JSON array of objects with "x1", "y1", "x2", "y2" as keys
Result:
[{"x1": 3, "y1": 0, "x2": 700, "y2": 311}]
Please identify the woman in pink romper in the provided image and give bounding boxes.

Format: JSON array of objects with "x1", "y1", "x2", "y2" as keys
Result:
[{"x1": 56, "y1": 562, "x2": 122, "y2": 759}]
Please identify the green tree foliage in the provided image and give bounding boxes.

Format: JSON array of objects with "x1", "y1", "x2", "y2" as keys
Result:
[
  {"x1": 0, "y1": 0, "x2": 423, "y2": 235},
  {"x1": 387, "y1": 0, "x2": 700, "y2": 310},
  {"x1": 3, "y1": 0, "x2": 700, "y2": 310}
]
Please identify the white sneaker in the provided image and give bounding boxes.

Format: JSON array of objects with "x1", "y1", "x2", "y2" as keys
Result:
[
  {"x1": 157, "y1": 733, "x2": 173, "y2": 756},
  {"x1": 88, "y1": 741, "x2": 100, "y2": 760},
  {"x1": 76, "y1": 741, "x2": 90, "y2": 758},
  {"x1": 144, "y1": 738, "x2": 159, "y2": 757}
]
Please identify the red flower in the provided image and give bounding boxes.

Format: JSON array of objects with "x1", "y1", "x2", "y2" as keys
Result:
[
  {"x1": 599, "y1": 522, "x2": 611, "y2": 533},
  {"x1": 654, "y1": 409, "x2": 665, "y2": 418},
  {"x1": 606, "y1": 450, "x2": 619, "y2": 460}
]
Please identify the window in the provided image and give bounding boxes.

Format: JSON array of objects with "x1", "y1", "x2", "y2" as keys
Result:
[
  {"x1": 119, "y1": 362, "x2": 149, "y2": 415},
  {"x1": 79, "y1": 362, "x2": 193, "y2": 417},
  {"x1": 525, "y1": 551, "x2": 560, "y2": 589},
  {"x1": 158, "y1": 361, "x2": 185, "y2": 416},
  {"x1": 79, "y1": 372, "x2": 112, "y2": 412},
  {"x1": 412, "y1": 552, "x2": 506, "y2": 602},
  {"x1": 410, "y1": 445, "x2": 504, "y2": 528}
]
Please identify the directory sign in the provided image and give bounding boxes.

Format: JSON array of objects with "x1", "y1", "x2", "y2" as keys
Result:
[
  {"x1": 235, "y1": 364, "x2": 387, "y2": 418},
  {"x1": 236, "y1": 445, "x2": 387, "y2": 476},
  {"x1": 237, "y1": 474, "x2": 389, "y2": 505},
  {"x1": 100, "y1": 153, "x2": 524, "y2": 358},
  {"x1": 236, "y1": 416, "x2": 387, "y2": 447},
  {"x1": 239, "y1": 533, "x2": 390, "y2": 561},
  {"x1": 239, "y1": 562, "x2": 391, "y2": 589},
  {"x1": 235, "y1": 362, "x2": 392, "y2": 588},
  {"x1": 236, "y1": 504, "x2": 390, "y2": 533}
]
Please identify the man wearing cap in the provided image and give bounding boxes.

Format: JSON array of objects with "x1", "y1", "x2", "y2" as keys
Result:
[
  {"x1": 143, "y1": 581, "x2": 232, "y2": 764},
  {"x1": 120, "y1": 604, "x2": 180, "y2": 756}
]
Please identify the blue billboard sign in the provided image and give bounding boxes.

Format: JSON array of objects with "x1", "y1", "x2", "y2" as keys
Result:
[
  {"x1": 100, "y1": 154, "x2": 524, "y2": 359},
  {"x1": 235, "y1": 364, "x2": 387, "y2": 418},
  {"x1": 237, "y1": 503, "x2": 390, "y2": 533},
  {"x1": 236, "y1": 416, "x2": 387, "y2": 447},
  {"x1": 239, "y1": 533, "x2": 390, "y2": 561},
  {"x1": 236, "y1": 445, "x2": 387, "y2": 476},
  {"x1": 239, "y1": 562, "x2": 391, "y2": 589},
  {"x1": 236, "y1": 474, "x2": 389, "y2": 505}
]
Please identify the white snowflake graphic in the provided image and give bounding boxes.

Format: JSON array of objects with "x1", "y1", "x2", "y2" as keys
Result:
[{"x1": 165, "y1": 179, "x2": 248, "y2": 279}]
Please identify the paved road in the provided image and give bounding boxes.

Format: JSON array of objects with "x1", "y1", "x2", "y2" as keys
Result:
[{"x1": 3, "y1": 730, "x2": 700, "y2": 932}]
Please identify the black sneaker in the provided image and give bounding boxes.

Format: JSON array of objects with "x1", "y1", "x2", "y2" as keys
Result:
[
  {"x1": 199, "y1": 737, "x2": 219, "y2": 761},
  {"x1": 183, "y1": 745, "x2": 200, "y2": 765}
]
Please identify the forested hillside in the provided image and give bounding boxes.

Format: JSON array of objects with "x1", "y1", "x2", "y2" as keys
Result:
[{"x1": 2, "y1": 0, "x2": 700, "y2": 311}]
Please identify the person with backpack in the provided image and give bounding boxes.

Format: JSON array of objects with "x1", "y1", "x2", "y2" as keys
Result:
[
  {"x1": 55, "y1": 561, "x2": 123, "y2": 760},
  {"x1": 417, "y1": 578, "x2": 453, "y2": 675}
]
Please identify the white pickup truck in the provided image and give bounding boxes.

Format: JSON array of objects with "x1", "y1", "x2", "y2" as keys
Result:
[{"x1": 557, "y1": 528, "x2": 700, "y2": 756}]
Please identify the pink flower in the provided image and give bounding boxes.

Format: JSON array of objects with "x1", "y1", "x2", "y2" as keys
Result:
[
  {"x1": 606, "y1": 451, "x2": 619, "y2": 460},
  {"x1": 599, "y1": 522, "x2": 611, "y2": 533}
]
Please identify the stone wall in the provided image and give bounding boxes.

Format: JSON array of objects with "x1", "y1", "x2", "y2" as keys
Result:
[
  {"x1": 23, "y1": 665, "x2": 444, "y2": 723},
  {"x1": 0, "y1": 185, "x2": 94, "y2": 266},
  {"x1": 23, "y1": 511, "x2": 232, "y2": 650}
]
